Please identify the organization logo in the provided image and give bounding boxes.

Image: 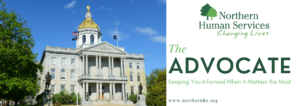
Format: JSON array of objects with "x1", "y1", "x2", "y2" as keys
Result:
[
  {"x1": 199, "y1": 3, "x2": 270, "y2": 39},
  {"x1": 200, "y1": 4, "x2": 217, "y2": 20}
]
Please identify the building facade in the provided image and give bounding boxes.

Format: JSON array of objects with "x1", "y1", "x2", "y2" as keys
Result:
[{"x1": 38, "y1": 6, "x2": 147, "y2": 105}]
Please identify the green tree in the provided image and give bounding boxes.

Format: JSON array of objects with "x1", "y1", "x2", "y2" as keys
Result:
[
  {"x1": 0, "y1": 0, "x2": 43, "y2": 106},
  {"x1": 129, "y1": 94, "x2": 137, "y2": 103},
  {"x1": 207, "y1": 7, "x2": 217, "y2": 20},
  {"x1": 146, "y1": 68, "x2": 166, "y2": 106},
  {"x1": 200, "y1": 4, "x2": 211, "y2": 20}
]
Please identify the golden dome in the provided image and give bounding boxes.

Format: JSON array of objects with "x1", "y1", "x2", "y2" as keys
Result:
[{"x1": 78, "y1": 6, "x2": 99, "y2": 30}]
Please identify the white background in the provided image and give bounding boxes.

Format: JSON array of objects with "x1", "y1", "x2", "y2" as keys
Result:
[{"x1": 167, "y1": 0, "x2": 300, "y2": 106}]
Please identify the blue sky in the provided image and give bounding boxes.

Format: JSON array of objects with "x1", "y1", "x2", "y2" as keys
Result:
[{"x1": 4, "y1": 0, "x2": 166, "y2": 75}]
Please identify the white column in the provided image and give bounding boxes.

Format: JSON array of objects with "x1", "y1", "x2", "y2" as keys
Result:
[
  {"x1": 83, "y1": 82, "x2": 86, "y2": 100},
  {"x1": 109, "y1": 83, "x2": 112, "y2": 99},
  {"x1": 81, "y1": 83, "x2": 83, "y2": 98},
  {"x1": 100, "y1": 83, "x2": 102, "y2": 99},
  {"x1": 120, "y1": 57, "x2": 123, "y2": 76},
  {"x1": 79, "y1": 83, "x2": 81, "y2": 98},
  {"x1": 122, "y1": 83, "x2": 125, "y2": 100},
  {"x1": 83, "y1": 55, "x2": 85, "y2": 76},
  {"x1": 96, "y1": 83, "x2": 99, "y2": 99},
  {"x1": 113, "y1": 83, "x2": 115, "y2": 99},
  {"x1": 86, "y1": 55, "x2": 88, "y2": 76},
  {"x1": 78, "y1": 83, "x2": 80, "y2": 97},
  {"x1": 86, "y1": 82, "x2": 89, "y2": 100},
  {"x1": 96, "y1": 55, "x2": 98, "y2": 75},
  {"x1": 123, "y1": 58, "x2": 125, "y2": 76},
  {"x1": 125, "y1": 83, "x2": 127, "y2": 99},
  {"x1": 108, "y1": 56, "x2": 111, "y2": 76},
  {"x1": 99, "y1": 55, "x2": 102, "y2": 76},
  {"x1": 79, "y1": 56, "x2": 81, "y2": 76},
  {"x1": 112, "y1": 57, "x2": 114, "y2": 76}
]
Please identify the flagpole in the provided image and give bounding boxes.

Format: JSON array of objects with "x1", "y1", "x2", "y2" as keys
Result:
[
  {"x1": 116, "y1": 26, "x2": 118, "y2": 47},
  {"x1": 76, "y1": 20, "x2": 78, "y2": 106}
]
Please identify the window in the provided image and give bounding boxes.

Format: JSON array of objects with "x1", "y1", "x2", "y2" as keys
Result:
[
  {"x1": 130, "y1": 86, "x2": 134, "y2": 94},
  {"x1": 71, "y1": 58, "x2": 75, "y2": 65},
  {"x1": 61, "y1": 69, "x2": 65, "y2": 79},
  {"x1": 51, "y1": 69, "x2": 55, "y2": 79},
  {"x1": 90, "y1": 35, "x2": 94, "y2": 44},
  {"x1": 130, "y1": 73, "x2": 133, "y2": 81},
  {"x1": 61, "y1": 58, "x2": 66, "y2": 65},
  {"x1": 70, "y1": 86, "x2": 75, "y2": 93},
  {"x1": 89, "y1": 68, "x2": 91, "y2": 76},
  {"x1": 83, "y1": 35, "x2": 86, "y2": 43},
  {"x1": 61, "y1": 85, "x2": 65, "y2": 92},
  {"x1": 50, "y1": 85, "x2": 55, "y2": 93},
  {"x1": 51, "y1": 57, "x2": 56, "y2": 64},
  {"x1": 137, "y1": 73, "x2": 141, "y2": 82},
  {"x1": 129, "y1": 63, "x2": 132, "y2": 68},
  {"x1": 71, "y1": 70, "x2": 75, "y2": 80},
  {"x1": 137, "y1": 63, "x2": 140, "y2": 69}
]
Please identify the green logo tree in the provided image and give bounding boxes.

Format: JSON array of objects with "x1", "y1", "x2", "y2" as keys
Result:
[{"x1": 200, "y1": 4, "x2": 217, "y2": 20}]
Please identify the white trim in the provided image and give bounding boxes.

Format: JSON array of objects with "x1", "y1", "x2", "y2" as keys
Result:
[
  {"x1": 137, "y1": 73, "x2": 141, "y2": 82},
  {"x1": 50, "y1": 68, "x2": 56, "y2": 79},
  {"x1": 60, "y1": 84, "x2": 66, "y2": 92},
  {"x1": 51, "y1": 57, "x2": 56, "y2": 65},
  {"x1": 130, "y1": 72, "x2": 134, "y2": 82},
  {"x1": 50, "y1": 85, "x2": 55, "y2": 93},
  {"x1": 129, "y1": 62, "x2": 132, "y2": 68},
  {"x1": 71, "y1": 69, "x2": 76, "y2": 80},
  {"x1": 61, "y1": 57, "x2": 66, "y2": 65},
  {"x1": 61, "y1": 69, "x2": 66, "y2": 80},
  {"x1": 130, "y1": 86, "x2": 134, "y2": 94},
  {"x1": 70, "y1": 85, "x2": 76, "y2": 93},
  {"x1": 71, "y1": 58, "x2": 76, "y2": 66}
]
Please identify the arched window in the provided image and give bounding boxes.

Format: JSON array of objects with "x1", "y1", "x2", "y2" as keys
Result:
[
  {"x1": 61, "y1": 69, "x2": 65, "y2": 79},
  {"x1": 71, "y1": 70, "x2": 75, "y2": 80},
  {"x1": 90, "y1": 35, "x2": 94, "y2": 44},
  {"x1": 137, "y1": 73, "x2": 141, "y2": 82},
  {"x1": 130, "y1": 73, "x2": 133, "y2": 81},
  {"x1": 83, "y1": 35, "x2": 86, "y2": 43},
  {"x1": 51, "y1": 69, "x2": 55, "y2": 79}
]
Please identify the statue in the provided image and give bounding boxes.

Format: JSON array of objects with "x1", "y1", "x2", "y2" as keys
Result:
[
  {"x1": 139, "y1": 83, "x2": 143, "y2": 94},
  {"x1": 45, "y1": 72, "x2": 52, "y2": 91}
]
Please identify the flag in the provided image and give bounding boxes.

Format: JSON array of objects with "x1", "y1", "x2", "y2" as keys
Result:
[
  {"x1": 113, "y1": 35, "x2": 117, "y2": 40},
  {"x1": 72, "y1": 37, "x2": 77, "y2": 41},
  {"x1": 72, "y1": 31, "x2": 78, "y2": 36}
]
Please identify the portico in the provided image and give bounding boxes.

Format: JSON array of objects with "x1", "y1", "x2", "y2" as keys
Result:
[
  {"x1": 76, "y1": 41, "x2": 129, "y2": 104},
  {"x1": 78, "y1": 54, "x2": 126, "y2": 78},
  {"x1": 79, "y1": 81, "x2": 127, "y2": 100}
]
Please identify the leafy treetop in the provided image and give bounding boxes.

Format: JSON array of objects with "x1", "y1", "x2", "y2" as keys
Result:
[{"x1": 0, "y1": 0, "x2": 43, "y2": 106}]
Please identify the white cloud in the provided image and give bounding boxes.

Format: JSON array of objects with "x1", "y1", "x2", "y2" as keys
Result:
[
  {"x1": 100, "y1": 6, "x2": 115, "y2": 11},
  {"x1": 100, "y1": 6, "x2": 105, "y2": 9},
  {"x1": 134, "y1": 27, "x2": 165, "y2": 43},
  {"x1": 159, "y1": 0, "x2": 166, "y2": 4},
  {"x1": 150, "y1": 36, "x2": 166, "y2": 43},
  {"x1": 64, "y1": 1, "x2": 77, "y2": 9},
  {"x1": 134, "y1": 27, "x2": 157, "y2": 35},
  {"x1": 109, "y1": 30, "x2": 129, "y2": 41},
  {"x1": 107, "y1": 7, "x2": 115, "y2": 11}
]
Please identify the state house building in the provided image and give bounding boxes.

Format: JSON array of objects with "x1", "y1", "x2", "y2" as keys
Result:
[{"x1": 38, "y1": 6, "x2": 146, "y2": 105}]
